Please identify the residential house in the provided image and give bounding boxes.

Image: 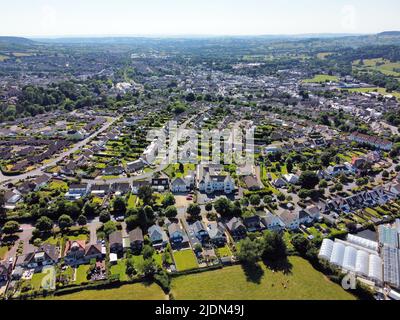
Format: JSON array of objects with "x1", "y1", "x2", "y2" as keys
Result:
[
  {"x1": 225, "y1": 217, "x2": 247, "y2": 239},
  {"x1": 190, "y1": 220, "x2": 209, "y2": 243},
  {"x1": 90, "y1": 184, "x2": 110, "y2": 197},
  {"x1": 283, "y1": 174, "x2": 299, "y2": 185},
  {"x1": 16, "y1": 244, "x2": 59, "y2": 268},
  {"x1": 170, "y1": 177, "x2": 189, "y2": 193},
  {"x1": 278, "y1": 211, "x2": 299, "y2": 230},
  {"x1": 64, "y1": 241, "x2": 103, "y2": 265},
  {"x1": 65, "y1": 184, "x2": 90, "y2": 200},
  {"x1": 102, "y1": 165, "x2": 124, "y2": 176},
  {"x1": 207, "y1": 222, "x2": 227, "y2": 247},
  {"x1": 273, "y1": 178, "x2": 287, "y2": 188},
  {"x1": 109, "y1": 231, "x2": 123, "y2": 254},
  {"x1": 148, "y1": 224, "x2": 169, "y2": 248},
  {"x1": 129, "y1": 227, "x2": 144, "y2": 252},
  {"x1": 197, "y1": 164, "x2": 235, "y2": 194},
  {"x1": 126, "y1": 159, "x2": 146, "y2": 173},
  {"x1": 3, "y1": 190, "x2": 22, "y2": 209},
  {"x1": 168, "y1": 223, "x2": 189, "y2": 248},
  {"x1": 243, "y1": 215, "x2": 263, "y2": 232},
  {"x1": 260, "y1": 211, "x2": 285, "y2": 232},
  {"x1": 349, "y1": 132, "x2": 393, "y2": 151},
  {"x1": 152, "y1": 178, "x2": 170, "y2": 191},
  {"x1": 112, "y1": 182, "x2": 131, "y2": 195},
  {"x1": 243, "y1": 175, "x2": 261, "y2": 191}
]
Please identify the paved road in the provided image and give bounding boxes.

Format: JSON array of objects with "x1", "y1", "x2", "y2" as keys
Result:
[
  {"x1": 0, "y1": 117, "x2": 118, "y2": 186},
  {"x1": 5, "y1": 224, "x2": 34, "y2": 261}
]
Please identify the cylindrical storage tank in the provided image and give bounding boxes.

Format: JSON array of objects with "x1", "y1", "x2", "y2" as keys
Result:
[
  {"x1": 330, "y1": 242, "x2": 345, "y2": 267},
  {"x1": 343, "y1": 246, "x2": 357, "y2": 271},
  {"x1": 355, "y1": 250, "x2": 369, "y2": 277},
  {"x1": 318, "y1": 238, "x2": 334, "y2": 261},
  {"x1": 368, "y1": 254, "x2": 383, "y2": 282}
]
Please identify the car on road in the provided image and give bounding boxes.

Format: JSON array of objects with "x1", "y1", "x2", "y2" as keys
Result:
[{"x1": 8, "y1": 257, "x2": 13, "y2": 264}]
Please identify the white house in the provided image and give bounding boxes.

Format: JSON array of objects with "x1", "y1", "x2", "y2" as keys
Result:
[
  {"x1": 171, "y1": 177, "x2": 189, "y2": 193},
  {"x1": 283, "y1": 174, "x2": 299, "y2": 185}
]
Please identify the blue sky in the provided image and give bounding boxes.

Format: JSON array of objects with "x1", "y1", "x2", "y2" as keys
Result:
[{"x1": 1, "y1": 0, "x2": 399, "y2": 37}]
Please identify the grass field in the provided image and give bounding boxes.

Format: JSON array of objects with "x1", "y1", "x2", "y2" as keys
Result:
[
  {"x1": 173, "y1": 250, "x2": 199, "y2": 271},
  {"x1": 353, "y1": 58, "x2": 400, "y2": 77},
  {"x1": 44, "y1": 282, "x2": 167, "y2": 300},
  {"x1": 303, "y1": 74, "x2": 339, "y2": 83},
  {"x1": 343, "y1": 87, "x2": 400, "y2": 99},
  {"x1": 171, "y1": 256, "x2": 356, "y2": 300}
]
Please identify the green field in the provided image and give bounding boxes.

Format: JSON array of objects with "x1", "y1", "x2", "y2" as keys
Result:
[
  {"x1": 173, "y1": 250, "x2": 199, "y2": 271},
  {"x1": 171, "y1": 257, "x2": 356, "y2": 300},
  {"x1": 343, "y1": 87, "x2": 400, "y2": 99},
  {"x1": 44, "y1": 282, "x2": 166, "y2": 300},
  {"x1": 303, "y1": 74, "x2": 339, "y2": 83},
  {"x1": 353, "y1": 58, "x2": 400, "y2": 76}
]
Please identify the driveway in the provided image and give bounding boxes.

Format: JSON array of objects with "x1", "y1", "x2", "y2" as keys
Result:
[
  {"x1": 5, "y1": 224, "x2": 34, "y2": 260},
  {"x1": 87, "y1": 217, "x2": 102, "y2": 244}
]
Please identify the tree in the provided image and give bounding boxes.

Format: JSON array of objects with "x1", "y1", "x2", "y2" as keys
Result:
[
  {"x1": 138, "y1": 185, "x2": 153, "y2": 205},
  {"x1": 298, "y1": 171, "x2": 319, "y2": 189},
  {"x1": 0, "y1": 191, "x2": 5, "y2": 218},
  {"x1": 164, "y1": 206, "x2": 178, "y2": 219},
  {"x1": 113, "y1": 197, "x2": 127, "y2": 216},
  {"x1": 382, "y1": 170, "x2": 389, "y2": 178},
  {"x1": 261, "y1": 231, "x2": 287, "y2": 259},
  {"x1": 83, "y1": 202, "x2": 100, "y2": 216},
  {"x1": 99, "y1": 211, "x2": 111, "y2": 223},
  {"x1": 205, "y1": 203, "x2": 213, "y2": 212},
  {"x1": 236, "y1": 237, "x2": 261, "y2": 264},
  {"x1": 142, "y1": 244, "x2": 155, "y2": 260},
  {"x1": 144, "y1": 205, "x2": 155, "y2": 221},
  {"x1": 291, "y1": 234, "x2": 310, "y2": 254},
  {"x1": 2, "y1": 220, "x2": 20, "y2": 235},
  {"x1": 125, "y1": 214, "x2": 139, "y2": 231},
  {"x1": 249, "y1": 194, "x2": 261, "y2": 206},
  {"x1": 77, "y1": 214, "x2": 87, "y2": 226},
  {"x1": 103, "y1": 221, "x2": 117, "y2": 236},
  {"x1": 35, "y1": 216, "x2": 53, "y2": 233},
  {"x1": 187, "y1": 203, "x2": 201, "y2": 218},
  {"x1": 214, "y1": 197, "x2": 233, "y2": 217},
  {"x1": 162, "y1": 193, "x2": 175, "y2": 207},
  {"x1": 58, "y1": 214, "x2": 74, "y2": 230}
]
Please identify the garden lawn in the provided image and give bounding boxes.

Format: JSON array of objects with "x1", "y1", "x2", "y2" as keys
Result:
[
  {"x1": 30, "y1": 272, "x2": 47, "y2": 290},
  {"x1": 0, "y1": 246, "x2": 9, "y2": 260},
  {"x1": 110, "y1": 259, "x2": 128, "y2": 281},
  {"x1": 44, "y1": 282, "x2": 166, "y2": 300},
  {"x1": 75, "y1": 265, "x2": 90, "y2": 284},
  {"x1": 171, "y1": 256, "x2": 356, "y2": 300},
  {"x1": 173, "y1": 250, "x2": 199, "y2": 271},
  {"x1": 127, "y1": 194, "x2": 138, "y2": 209},
  {"x1": 216, "y1": 245, "x2": 232, "y2": 257}
]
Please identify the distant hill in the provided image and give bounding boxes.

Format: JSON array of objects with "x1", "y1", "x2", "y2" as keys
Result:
[
  {"x1": 377, "y1": 31, "x2": 400, "y2": 37},
  {"x1": 0, "y1": 36, "x2": 36, "y2": 45}
]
